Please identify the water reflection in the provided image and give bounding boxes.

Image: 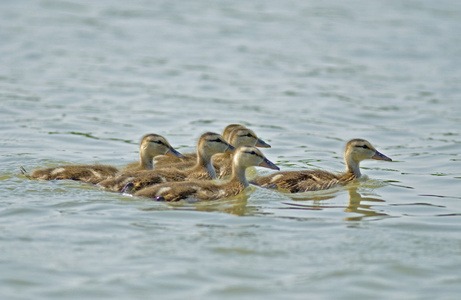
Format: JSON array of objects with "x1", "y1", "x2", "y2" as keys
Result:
[
  {"x1": 142, "y1": 185, "x2": 390, "y2": 221},
  {"x1": 142, "y1": 188, "x2": 256, "y2": 216},
  {"x1": 344, "y1": 187, "x2": 388, "y2": 221},
  {"x1": 193, "y1": 192, "x2": 253, "y2": 216},
  {"x1": 280, "y1": 186, "x2": 389, "y2": 221}
]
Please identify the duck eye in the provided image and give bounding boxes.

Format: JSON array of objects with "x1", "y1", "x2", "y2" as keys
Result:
[
  {"x1": 250, "y1": 151, "x2": 256, "y2": 155},
  {"x1": 362, "y1": 145, "x2": 369, "y2": 149},
  {"x1": 154, "y1": 140, "x2": 164, "y2": 145},
  {"x1": 211, "y1": 138, "x2": 222, "y2": 143}
]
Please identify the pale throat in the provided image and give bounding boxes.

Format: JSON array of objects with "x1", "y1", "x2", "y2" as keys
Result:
[
  {"x1": 231, "y1": 159, "x2": 249, "y2": 187},
  {"x1": 206, "y1": 163, "x2": 217, "y2": 179},
  {"x1": 196, "y1": 147, "x2": 216, "y2": 179},
  {"x1": 345, "y1": 156, "x2": 362, "y2": 178},
  {"x1": 139, "y1": 148, "x2": 155, "y2": 170}
]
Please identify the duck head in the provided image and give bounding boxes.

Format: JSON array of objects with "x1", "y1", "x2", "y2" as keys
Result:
[
  {"x1": 198, "y1": 132, "x2": 235, "y2": 159},
  {"x1": 228, "y1": 128, "x2": 271, "y2": 148},
  {"x1": 233, "y1": 145, "x2": 279, "y2": 170},
  {"x1": 140, "y1": 134, "x2": 184, "y2": 159},
  {"x1": 344, "y1": 139, "x2": 392, "y2": 177}
]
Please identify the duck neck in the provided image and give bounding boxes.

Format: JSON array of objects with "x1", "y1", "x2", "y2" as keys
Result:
[
  {"x1": 139, "y1": 149, "x2": 155, "y2": 170},
  {"x1": 229, "y1": 160, "x2": 249, "y2": 188},
  {"x1": 195, "y1": 148, "x2": 216, "y2": 179},
  {"x1": 345, "y1": 156, "x2": 361, "y2": 178}
]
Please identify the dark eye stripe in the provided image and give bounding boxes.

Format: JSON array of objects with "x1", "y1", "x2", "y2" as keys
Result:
[
  {"x1": 244, "y1": 150, "x2": 262, "y2": 158},
  {"x1": 210, "y1": 138, "x2": 225, "y2": 143},
  {"x1": 151, "y1": 140, "x2": 165, "y2": 145}
]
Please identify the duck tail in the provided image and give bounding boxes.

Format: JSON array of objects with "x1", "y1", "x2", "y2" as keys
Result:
[
  {"x1": 19, "y1": 166, "x2": 31, "y2": 178},
  {"x1": 121, "y1": 182, "x2": 135, "y2": 195}
]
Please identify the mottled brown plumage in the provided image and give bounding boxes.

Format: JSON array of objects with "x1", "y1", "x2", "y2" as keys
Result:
[
  {"x1": 251, "y1": 139, "x2": 391, "y2": 193},
  {"x1": 30, "y1": 164, "x2": 120, "y2": 184},
  {"x1": 133, "y1": 146, "x2": 279, "y2": 201},
  {"x1": 97, "y1": 132, "x2": 233, "y2": 192},
  {"x1": 30, "y1": 134, "x2": 183, "y2": 184}
]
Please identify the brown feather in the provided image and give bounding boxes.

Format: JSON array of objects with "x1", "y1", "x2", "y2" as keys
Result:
[
  {"x1": 30, "y1": 164, "x2": 119, "y2": 184},
  {"x1": 134, "y1": 178, "x2": 247, "y2": 202},
  {"x1": 154, "y1": 153, "x2": 196, "y2": 170},
  {"x1": 98, "y1": 162, "x2": 217, "y2": 192},
  {"x1": 250, "y1": 170, "x2": 355, "y2": 193}
]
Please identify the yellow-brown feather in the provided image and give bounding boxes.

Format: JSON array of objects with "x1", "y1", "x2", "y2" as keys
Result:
[
  {"x1": 250, "y1": 170, "x2": 356, "y2": 193},
  {"x1": 31, "y1": 164, "x2": 119, "y2": 184}
]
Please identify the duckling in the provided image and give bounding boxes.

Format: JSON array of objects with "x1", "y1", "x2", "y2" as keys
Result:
[
  {"x1": 30, "y1": 134, "x2": 183, "y2": 184},
  {"x1": 154, "y1": 124, "x2": 269, "y2": 169},
  {"x1": 250, "y1": 139, "x2": 392, "y2": 193},
  {"x1": 97, "y1": 132, "x2": 234, "y2": 192},
  {"x1": 212, "y1": 127, "x2": 271, "y2": 178},
  {"x1": 133, "y1": 145, "x2": 279, "y2": 201}
]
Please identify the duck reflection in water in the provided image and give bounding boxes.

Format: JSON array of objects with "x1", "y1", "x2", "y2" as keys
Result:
[
  {"x1": 154, "y1": 188, "x2": 256, "y2": 217},
  {"x1": 281, "y1": 186, "x2": 389, "y2": 221},
  {"x1": 344, "y1": 187, "x2": 388, "y2": 221}
]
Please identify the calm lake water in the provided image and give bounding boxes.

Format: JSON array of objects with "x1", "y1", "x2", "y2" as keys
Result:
[{"x1": 1, "y1": 0, "x2": 461, "y2": 299}]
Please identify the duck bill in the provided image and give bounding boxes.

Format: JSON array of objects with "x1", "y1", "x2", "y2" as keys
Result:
[
  {"x1": 166, "y1": 148, "x2": 185, "y2": 158},
  {"x1": 372, "y1": 150, "x2": 392, "y2": 161},
  {"x1": 258, "y1": 158, "x2": 280, "y2": 170},
  {"x1": 225, "y1": 144, "x2": 236, "y2": 154},
  {"x1": 255, "y1": 138, "x2": 271, "y2": 148}
]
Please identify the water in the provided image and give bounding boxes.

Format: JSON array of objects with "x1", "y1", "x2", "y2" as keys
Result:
[{"x1": 1, "y1": 0, "x2": 461, "y2": 299}]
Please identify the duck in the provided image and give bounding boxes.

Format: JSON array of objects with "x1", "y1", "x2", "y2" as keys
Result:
[
  {"x1": 212, "y1": 127, "x2": 271, "y2": 178},
  {"x1": 153, "y1": 124, "x2": 269, "y2": 169},
  {"x1": 97, "y1": 132, "x2": 234, "y2": 192},
  {"x1": 132, "y1": 145, "x2": 280, "y2": 201},
  {"x1": 29, "y1": 134, "x2": 184, "y2": 184},
  {"x1": 250, "y1": 139, "x2": 392, "y2": 193}
]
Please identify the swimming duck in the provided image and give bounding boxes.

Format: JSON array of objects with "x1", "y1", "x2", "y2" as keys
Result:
[
  {"x1": 97, "y1": 132, "x2": 234, "y2": 192},
  {"x1": 29, "y1": 134, "x2": 183, "y2": 184},
  {"x1": 250, "y1": 139, "x2": 392, "y2": 193},
  {"x1": 212, "y1": 127, "x2": 271, "y2": 178},
  {"x1": 132, "y1": 145, "x2": 279, "y2": 202}
]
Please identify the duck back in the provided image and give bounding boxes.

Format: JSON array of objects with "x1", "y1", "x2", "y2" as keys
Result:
[
  {"x1": 31, "y1": 164, "x2": 119, "y2": 184},
  {"x1": 250, "y1": 170, "x2": 356, "y2": 193}
]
